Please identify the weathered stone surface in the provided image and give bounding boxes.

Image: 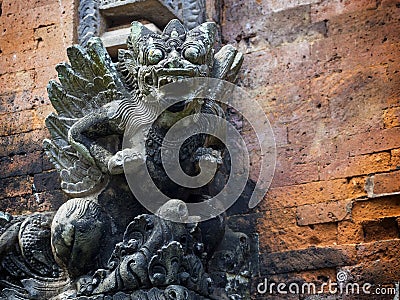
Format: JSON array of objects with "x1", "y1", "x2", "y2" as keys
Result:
[
  {"x1": 0, "y1": 129, "x2": 50, "y2": 157},
  {"x1": 383, "y1": 107, "x2": 400, "y2": 128},
  {"x1": 320, "y1": 152, "x2": 391, "y2": 180},
  {"x1": 261, "y1": 178, "x2": 366, "y2": 211},
  {"x1": 0, "y1": 175, "x2": 33, "y2": 200},
  {"x1": 352, "y1": 196, "x2": 400, "y2": 222},
  {"x1": 340, "y1": 258, "x2": 400, "y2": 285},
  {"x1": 0, "y1": 104, "x2": 53, "y2": 136},
  {"x1": 362, "y1": 217, "x2": 400, "y2": 242},
  {"x1": 33, "y1": 170, "x2": 61, "y2": 193},
  {"x1": 0, "y1": 88, "x2": 51, "y2": 114},
  {"x1": 296, "y1": 199, "x2": 353, "y2": 226},
  {"x1": 390, "y1": 148, "x2": 400, "y2": 169},
  {"x1": 258, "y1": 222, "x2": 338, "y2": 253},
  {"x1": 337, "y1": 220, "x2": 364, "y2": 245},
  {"x1": 337, "y1": 127, "x2": 400, "y2": 157},
  {"x1": 223, "y1": 2, "x2": 326, "y2": 50},
  {"x1": 371, "y1": 170, "x2": 400, "y2": 195},
  {"x1": 311, "y1": 0, "x2": 378, "y2": 23},
  {"x1": 260, "y1": 246, "x2": 356, "y2": 275}
]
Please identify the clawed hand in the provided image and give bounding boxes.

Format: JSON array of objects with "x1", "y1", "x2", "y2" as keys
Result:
[{"x1": 107, "y1": 149, "x2": 146, "y2": 175}]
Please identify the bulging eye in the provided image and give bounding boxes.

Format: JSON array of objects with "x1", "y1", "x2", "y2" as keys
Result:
[
  {"x1": 183, "y1": 47, "x2": 202, "y2": 64},
  {"x1": 147, "y1": 48, "x2": 164, "y2": 65}
]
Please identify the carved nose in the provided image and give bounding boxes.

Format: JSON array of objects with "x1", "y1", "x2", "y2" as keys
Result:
[{"x1": 165, "y1": 50, "x2": 183, "y2": 68}]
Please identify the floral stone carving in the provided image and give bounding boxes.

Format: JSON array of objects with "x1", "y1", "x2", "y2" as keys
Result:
[{"x1": 0, "y1": 19, "x2": 257, "y2": 300}]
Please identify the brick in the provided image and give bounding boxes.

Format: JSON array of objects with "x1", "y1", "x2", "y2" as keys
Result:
[
  {"x1": 0, "y1": 29, "x2": 36, "y2": 55},
  {"x1": 262, "y1": 178, "x2": 366, "y2": 210},
  {"x1": 253, "y1": 293, "x2": 299, "y2": 300},
  {"x1": 33, "y1": 24, "x2": 64, "y2": 52},
  {"x1": 0, "y1": 88, "x2": 50, "y2": 114},
  {"x1": 0, "y1": 104, "x2": 53, "y2": 136},
  {"x1": 338, "y1": 127, "x2": 400, "y2": 157},
  {"x1": 33, "y1": 170, "x2": 61, "y2": 193},
  {"x1": 310, "y1": 24, "x2": 400, "y2": 76},
  {"x1": 239, "y1": 41, "x2": 313, "y2": 89},
  {"x1": 383, "y1": 107, "x2": 400, "y2": 128},
  {"x1": 311, "y1": 0, "x2": 379, "y2": 23},
  {"x1": 0, "y1": 175, "x2": 33, "y2": 199},
  {"x1": 0, "y1": 70, "x2": 36, "y2": 94},
  {"x1": 253, "y1": 79, "x2": 312, "y2": 124},
  {"x1": 342, "y1": 293, "x2": 396, "y2": 300},
  {"x1": 355, "y1": 239, "x2": 400, "y2": 262},
  {"x1": 271, "y1": 124, "x2": 288, "y2": 147},
  {"x1": 0, "y1": 0, "x2": 21, "y2": 15},
  {"x1": 258, "y1": 222, "x2": 338, "y2": 253},
  {"x1": 372, "y1": 170, "x2": 400, "y2": 195},
  {"x1": 362, "y1": 217, "x2": 400, "y2": 242},
  {"x1": 223, "y1": 3, "x2": 326, "y2": 51},
  {"x1": 0, "y1": 45, "x2": 66, "y2": 75},
  {"x1": 310, "y1": 68, "x2": 389, "y2": 137},
  {"x1": 391, "y1": 148, "x2": 400, "y2": 169},
  {"x1": 320, "y1": 152, "x2": 391, "y2": 180},
  {"x1": 57, "y1": 0, "x2": 79, "y2": 46},
  {"x1": 276, "y1": 144, "x2": 317, "y2": 171},
  {"x1": 34, "y1": 65, "x2": 58, "y2": 89},
  {"x1": 260, "y1": 245, "x2": 356, "y2": 275},
  {"x1": 0, "y1": 195, "x2": 36, "y2": 214},
  {"x1": 340, "y1": 258, "x2": 400, "y2": 285},
  {"x1": 271, "y1": 158, "x2": 319, "y2": 187},
  {"x1": 0, "y1": 128, "x2": 50, "y2": 157},
  {"x1": 352, "y1": 196, "x2": 400, "y2": 222},
  {"x1": 222, "y1": 0, "x2": 274, "y2": 43},
  {"x1": 0, "y1": 189, "x2": 67, "y2": 214},
  {"x1": 327, "y1": 5, "x2": 400, "y2": 36},
  {"x1": 0, "y1": 52, "x2": 33, "y2": 76},
  {"x1": 29, "y1": 0, "x2": 63, "y2": 10},
  {"x1": 287, "y1": 116, "x2": 331, "y2": 148},
  {"x1": 267, "y1": 0, "x2": 321, "y2": 13},
  {"x1": 381, "y1": 0, "x2": 400, "y2": 7},
  {"x1": 338, "y1": 220, "x2": 364, "y2": 244},
  {"x1": 0, "y1": 151, "x2": 43, "y2": 179},
  {"x1": 259, "y1": 207, "x2": 297, "y2": 229},
  {"x1": 295, "y1": 268, "x2": 338, "y2": 286},
  {"x1": 296, "y1": 199, "x2": 353, "y2": 226},
  {"x1": 0, "y1": 3, "x2": 60, "y2": 36}
]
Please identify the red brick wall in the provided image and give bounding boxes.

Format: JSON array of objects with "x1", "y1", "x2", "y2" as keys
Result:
[
  {"x1": 222, "y1": 0, "x2": 400, "y2": 298},
  {"x1": 0, "y1": 0, "x2": 77, "y2": 213}
]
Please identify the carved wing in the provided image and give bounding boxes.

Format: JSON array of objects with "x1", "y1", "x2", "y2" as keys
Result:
[{"x1": 43, "y1": 38, "x2": 127, "y2": 196}]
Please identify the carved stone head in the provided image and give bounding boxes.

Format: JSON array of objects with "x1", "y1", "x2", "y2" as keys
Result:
[{"x1": 123, "y1": 19, "x2": 217, "y2": 97}]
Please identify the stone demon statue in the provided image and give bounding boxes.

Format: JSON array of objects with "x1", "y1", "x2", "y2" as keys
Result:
[{"x1": 0, "y1": 20, "x2": 254, "y2": 300}]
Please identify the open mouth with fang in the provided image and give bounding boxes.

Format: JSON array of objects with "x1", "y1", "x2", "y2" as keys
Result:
[
  {"x1": 140, "y1": 67, "x2": 203, "y2": 112},
  {"x1": 142, "y1": 67, "x2": 199, "y2": 89}
]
